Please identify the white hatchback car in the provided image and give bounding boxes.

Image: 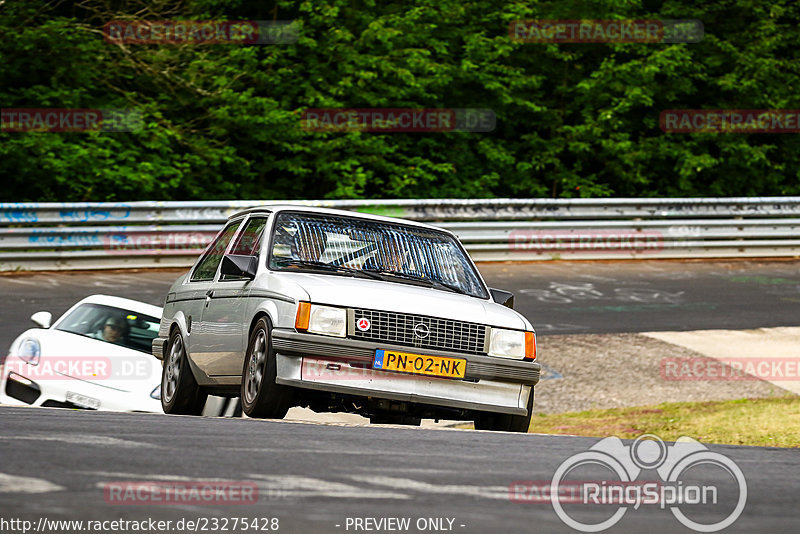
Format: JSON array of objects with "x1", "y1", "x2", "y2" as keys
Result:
[{"x1": 153, "y1": 206, "x2": 540, "y2": 431}]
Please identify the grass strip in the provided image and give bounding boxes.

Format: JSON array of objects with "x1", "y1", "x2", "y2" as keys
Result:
[{"x1": 530, "y1": 396, "x2": 800, "y2": 447}]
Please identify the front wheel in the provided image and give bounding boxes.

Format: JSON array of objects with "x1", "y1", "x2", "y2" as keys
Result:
[
  {"x1": 241, "y1": 317, "x2": 294, "y2": 418},
  {"x1": 161, "y1": 330, "x2": 207, "y2": 415},
  {"x1": 474, "y1": 388, "x2": 534, "y2": 433}
]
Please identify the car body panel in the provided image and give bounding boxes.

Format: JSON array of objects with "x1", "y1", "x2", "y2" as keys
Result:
[
  {"x1": 271, "y1": 272, "x2": 531, "y2": 330},
  {"x1": 193, "y1": 279, "x2": 251, "y2": 376}
]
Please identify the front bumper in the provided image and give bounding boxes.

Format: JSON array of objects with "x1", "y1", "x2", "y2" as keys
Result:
[
  {"x1": 152, "y1": 337, "x2": 167, "y2": 360},
  {"x1": 271, "y1": 330, "x2": 540, "y2": 385},
  {"x1": 271, "y1": 329, "x2": 540, "y2": 416},
  {"x1": 0, "y1": 362, "x2": 161, "y2": 413}
]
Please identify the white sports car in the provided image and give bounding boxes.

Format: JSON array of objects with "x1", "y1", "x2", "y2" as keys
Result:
[{"x1": 0, "y1": 295, "x2": 164, "y2": 412}]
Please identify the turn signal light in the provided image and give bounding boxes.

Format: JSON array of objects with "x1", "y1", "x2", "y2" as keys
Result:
[
  {"x1": 524, "y1": 331, "x2": 536, "y2": 361},
  {"x1": 295, "y1": 302, "x2": 311, "y2": 330}
]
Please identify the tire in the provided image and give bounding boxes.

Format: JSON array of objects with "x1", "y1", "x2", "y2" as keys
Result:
[
  {"x1": 474, "y1": 388, "x2": 534, "y2": 433},
  {"x1": 241, "y1": 317, "x2": 294, "y2": 418},
  {"x1": 161, "y1": 329, "x2": 208, "y2": 415}
]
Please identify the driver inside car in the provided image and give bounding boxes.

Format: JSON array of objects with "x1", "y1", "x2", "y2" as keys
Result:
[
  {"x1": 293, "y1": 226, "x2": 328, "y2": 262},
  {"x1": 92, "y1": 316, "x2": 128, "y2": 344},
  {"x1": 363, "y1": 235, "x2": 410, "y2": 272}
]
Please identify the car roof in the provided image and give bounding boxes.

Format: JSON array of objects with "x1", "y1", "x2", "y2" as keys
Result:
[
  {"x1": 227, "y1": 204, "x2": 450, "y2": 233},
  {"x1": 76, "y1": 294, "x2": 162, "y2": 317}
]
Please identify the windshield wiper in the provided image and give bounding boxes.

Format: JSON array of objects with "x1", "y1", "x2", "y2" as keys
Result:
[
  {"x1": 362, "y1": 269, "x2": 468, "y2": 295},
  {"x1": 276, "y1": 259, "x2": 383, "y2": 280}
]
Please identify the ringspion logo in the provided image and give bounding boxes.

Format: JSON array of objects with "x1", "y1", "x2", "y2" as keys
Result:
[{"x1": 537, "y1": 434, "x2": 747, "y2": 532}]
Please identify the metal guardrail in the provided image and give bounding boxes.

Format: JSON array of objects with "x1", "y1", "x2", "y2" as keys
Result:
[{"x1": 1, "y1": 198, "x2": 799, "y2": 271}]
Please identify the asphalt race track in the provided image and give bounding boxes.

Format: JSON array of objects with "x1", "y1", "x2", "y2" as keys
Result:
[
  {"x1": 1, "y1": 260, "x2": 799, "y2": 350},
  {"x1": 1, "y1": 407, "x2": 798, "y2": 534},
  {"x1": 1, "y1": 260, "x2": 799, "y2": 533}
]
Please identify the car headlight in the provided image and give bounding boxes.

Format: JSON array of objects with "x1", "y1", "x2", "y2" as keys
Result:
[
  {"x1": 295, "y1": 303, "x2": 347, "y2": 338},
  {"x1": 489, "y1": 328, "x2": 536, "y2": 360},
  {"x1": 17, "y1": 338, "x2": 41, "y2": 365}
]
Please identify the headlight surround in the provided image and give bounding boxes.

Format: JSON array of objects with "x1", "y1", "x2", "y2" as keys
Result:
[
  {"x1": 17, "y1": 338, "x2": 41, "y2": 365},
  {"x1": 489, "y1": 328, "x2": 535, "y2": 360},
  {"x1": 297, "y1": 303, "x2": 347, "y2": 338}
]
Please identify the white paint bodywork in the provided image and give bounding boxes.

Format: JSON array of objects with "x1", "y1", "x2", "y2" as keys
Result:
[{"x1": 0, "y1": 295, "x2": 163, "y2": 412}]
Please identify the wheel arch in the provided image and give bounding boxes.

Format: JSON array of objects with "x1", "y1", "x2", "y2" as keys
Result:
[
  {"x1": 166, "y1": 310, "x2": 190, "y2": 341},
  {"x1": 247, "y1": 300, "x2": 281, "y2": 337}
]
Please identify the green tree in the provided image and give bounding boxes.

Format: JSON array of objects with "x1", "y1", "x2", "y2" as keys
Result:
[{"x1": 1, "y1": 0, "x2": 798, "y2": 201}]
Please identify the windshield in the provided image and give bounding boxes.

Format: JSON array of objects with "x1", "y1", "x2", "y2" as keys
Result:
[
  {"x1": 55, "y1": 303, "x2": 160, "y2": 354},
  {"x1": 268, "y1": 212, "x2": 488, "y2": 299}
]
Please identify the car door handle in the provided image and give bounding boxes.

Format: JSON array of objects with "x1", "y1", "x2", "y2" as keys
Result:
[{"x1": 205, "y1": 290, "x2": 214, "y2": 306}]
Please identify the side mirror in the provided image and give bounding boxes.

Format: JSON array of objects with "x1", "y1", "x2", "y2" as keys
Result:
[
  {"x1": 221, "y1": 254, "x2": 258, "y2": 280},
  {"x1": 31, "y1": 311, "x2": 52, "y2": 329},
  {"x1": 489, "y1": 288, "x2": 514, "y2": 309}
]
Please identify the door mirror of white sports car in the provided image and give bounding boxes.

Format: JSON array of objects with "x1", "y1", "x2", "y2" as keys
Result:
[
  {"x1": 489, "y1": 288, "x2": 514, "y2": 309},
  {"x1": 220, "y1": 254, "x2": 258, "y2": 280},
  {"x1": 30, "y1": 311, "x2": 52, "y2": 329}
]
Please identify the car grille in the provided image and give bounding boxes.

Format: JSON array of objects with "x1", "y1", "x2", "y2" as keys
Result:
[{"x1": 351, "y1": 308, "x2": 487, "y2": 355}]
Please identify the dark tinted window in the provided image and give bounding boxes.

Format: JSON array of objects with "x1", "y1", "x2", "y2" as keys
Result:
[
  {"x1": 269, "y1": 212, "x2": 487, "y2": 298},
  {"x1": 220, "y1": 217, "x2": 268, "y2": 281},
  {"x1": 55, "y1": 303, "x2": 160, "y2": 354},
  {"x1": 230, "y1": 217, "x2": 268, "y2": 256},
  {"x1": 190, "y1": 222, "x2": 240, "y2": 282}
]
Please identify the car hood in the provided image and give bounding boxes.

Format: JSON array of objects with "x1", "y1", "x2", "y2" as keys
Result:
[
  {"x1": 8, "y1": 328, "x2": 160, "y2": 393},
  {"x1": 275, "y1": 272, "x2": 531, "y2": 330}
]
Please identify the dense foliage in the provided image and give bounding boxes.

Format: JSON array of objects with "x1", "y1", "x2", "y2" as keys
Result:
[{"x1": 1, "y1": 0, "x2": 799, "y2": 201}]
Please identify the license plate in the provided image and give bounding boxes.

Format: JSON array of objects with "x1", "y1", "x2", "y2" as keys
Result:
[
  {"x1": 373, "y1": 349, "x2": 466, "y2": 379},
  {"x1": 66, "y1": 391, "x2": 100, "y2": 410}
]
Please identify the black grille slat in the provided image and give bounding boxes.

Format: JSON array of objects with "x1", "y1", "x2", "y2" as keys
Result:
[{"x1": 352, "y1": 308, "x2": 486, "y2": 355}]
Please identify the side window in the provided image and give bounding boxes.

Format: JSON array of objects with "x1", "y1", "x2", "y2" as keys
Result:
[
  {"x1": 220, "y1": 218, "x2": 268, "y2": 281},
  {"x1": 189, "y1": 222, "x2": 240, "y2": 282},
  {"x1": 230, "y1": 217, "x2": 268, "y2": 256}
]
